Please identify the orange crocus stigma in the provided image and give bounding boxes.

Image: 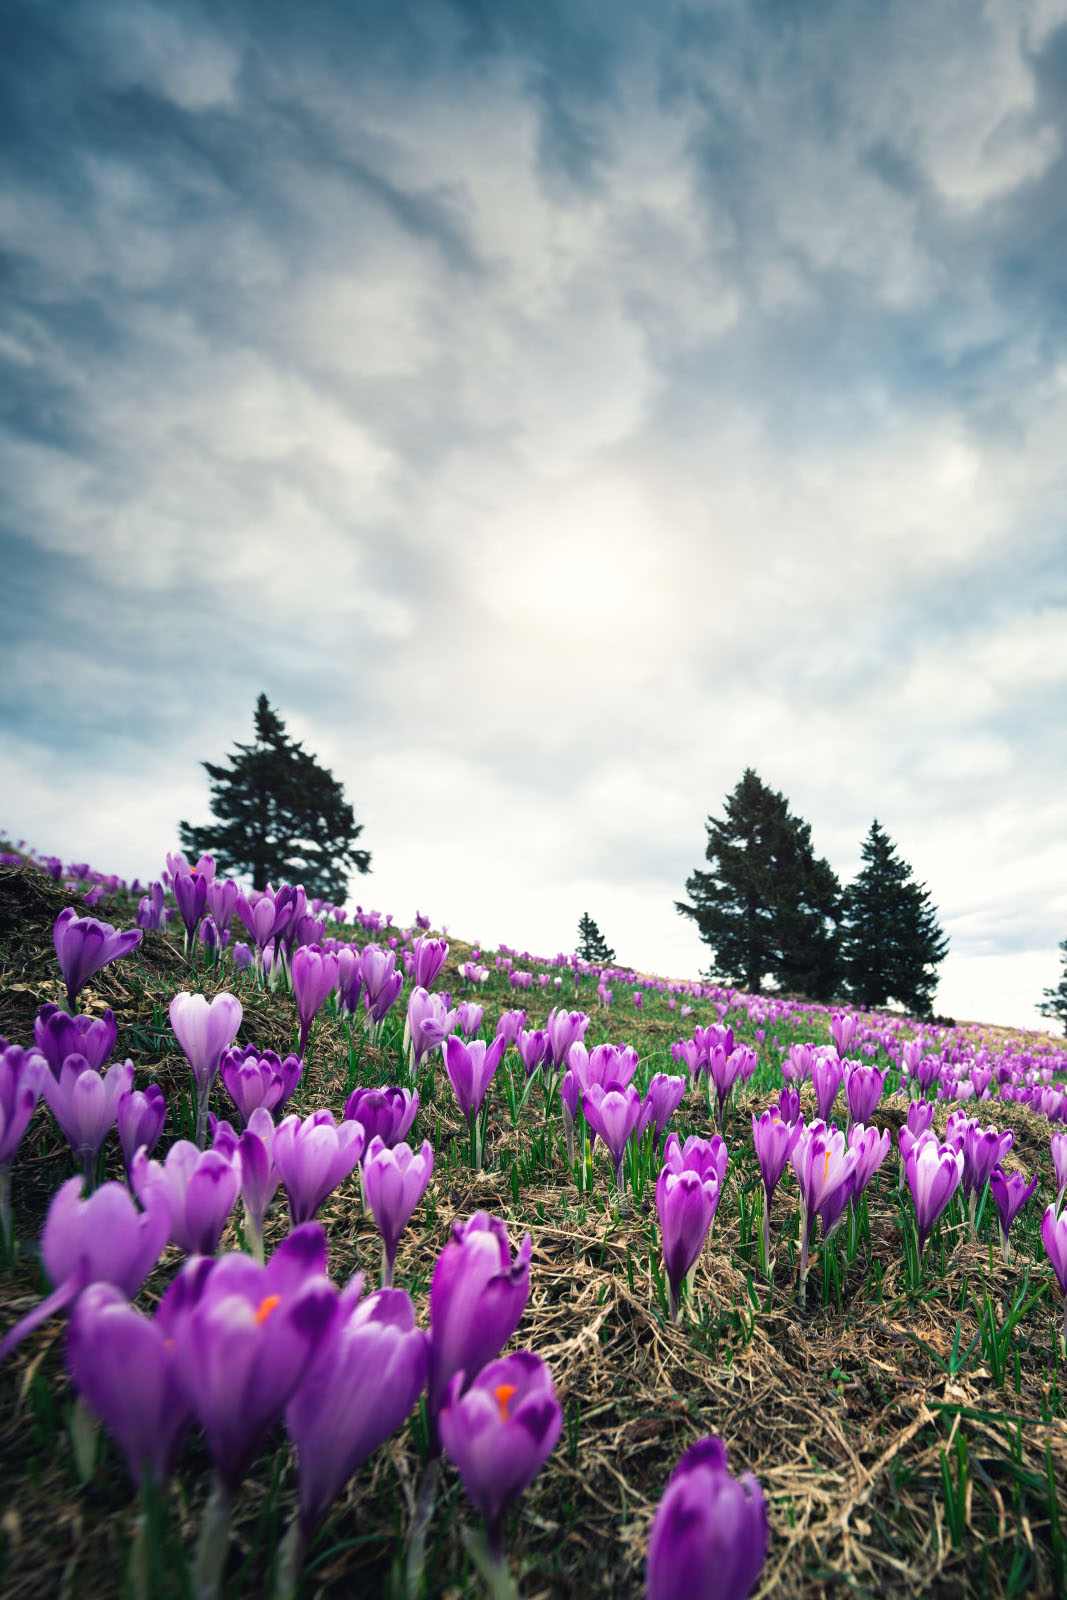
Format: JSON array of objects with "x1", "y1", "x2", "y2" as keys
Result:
[
  {"x1": 255, "y1": 1294, "x2": 282, "y2": 1326},
  {"x1": 493, "y1": 1382, "x2": 518, "y2": 1422}
]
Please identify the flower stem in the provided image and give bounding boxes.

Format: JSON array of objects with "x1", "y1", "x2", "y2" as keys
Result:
[
  {"x1": 192, "y1": 1478, "x2": 231, "y2": 1600},
  {"x1": 405, "y1": 1456, "x2": 440, "y2": 1600}
]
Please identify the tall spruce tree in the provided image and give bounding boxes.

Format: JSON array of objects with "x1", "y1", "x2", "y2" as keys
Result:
[
  {"x1": 840, "y1": 820, "x2": 948, "y2": 1016},
  {"x1": 1038, "y1": 940, "x2": 1067, "y2": 1035},
  {"x1": 676, "y1": 769, "x2": 842, "y2": 999},
  {"x1": 577, "y1": 912, "x2": 615, "y2": 965},
  {"x1": 179, "y1": 695, "x2": 370, "y2": 902}
]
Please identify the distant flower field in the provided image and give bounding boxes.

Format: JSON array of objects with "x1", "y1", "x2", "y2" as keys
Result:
[{"x1": 0, "y1": 840, "x2": 1065, "y2": 1600}]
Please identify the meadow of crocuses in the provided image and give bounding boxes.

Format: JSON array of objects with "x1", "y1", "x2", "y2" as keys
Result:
[{"x1": 1, "y1": 840, "x2": 1066, "y2": 1599}]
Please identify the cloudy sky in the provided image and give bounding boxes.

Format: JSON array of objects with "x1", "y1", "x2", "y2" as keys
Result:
[{"x1": 2, "y1": 0, "x2": 1066, "y2": 1028}]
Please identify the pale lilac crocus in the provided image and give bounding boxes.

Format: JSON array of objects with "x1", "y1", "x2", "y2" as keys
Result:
[
  {"x1": 227, "y1": 1107, "x2": 280, "y2": 1262},
  {"x1": 169, "y1": 991, "x2": 243, "y2": 1148},
  {"x1": 42, "y1": 1054, "x2": 133, "y2": 1175},
  {"x1": 830, "y1": 1012, "x2": 860, "y2": 1058},
  {"x1": 273, "y1": 1109, "x2": 364, "y2": 1224},
  {"x1": 335, "y1": 946, "x2": 363, "y2": 1016},
  {"x1": 708, "y1": 1046, "x2": 750, "y2": 1132},
  {"x1": 362, "y1": 1136, "x2": 434, "y2": 1286},
  {"x1": 439, "y1": 1351, "x2": 561, "y2": 1565},
  {"x1": 116, "y1": 1084, "x2": 166, "y2": 1173},
  {"x1": 405, "y1": 987, "x2": 458, "y2": 1076},
  {"x1": 132, "y1": 1140, "x2": 240, "y2": 1257},
  {"x1": 291, "y1": 946, "x2": 339, "y2": 1059},
  {"x1": 646, "y1": 1435, "x2": 768, "y2": 1600},
  {"x1": 516, "y1": 1027, "x2": 550, "y2": 1079},
  {"x1": 905, "y1": 1135, "x2": 964, "y2": 1259},
  {"x1": 0, "y1": 1177, "x2": 170, "y2": 1362},
  {"x1": 847, "y1": 1123, "x2": 890, "y2": 1210},
  {"x1": 53, "y1": 908, "x2": 142, "y2": 1012},
  {"x1": 454, "y1": 1000, "x2": 484, "y2": 1038},
  {"x1": 544, "y1": 1008, "x2": 589, "y2": 1087},
  {"x1": 990, "y1": 1166, "x2": 1038, "y2": 1263},
  {"x1": 495, "y1": 1009, "x2": 527, "y2": 1048}
]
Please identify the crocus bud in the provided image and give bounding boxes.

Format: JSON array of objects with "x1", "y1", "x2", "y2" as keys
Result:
[
  {"x1": 830, "y1": 1012, "x2": 859, "y2": 1058},
  {"x1": 811, "y1": 1052, "x2": 843, "y2": 1122},
  {"x1": 33, "y1": 1005, "x2": 116, "y2": 1076},
  {"x1": 843, "y1": 1063, "x2": 887, "y2": 1127},
  {"x1": 291, "y1": 946, "x2": 339, "y2": 1058},
  {"x1": 116, "y1": 1084, "x2": 167, "y2": 1171},
  {"x1": 990, "y1": 1166, "x2": 1037, "y2": 1260},
  {"x1": 53, "y1": 909, "x2": 142, "y2": 1012},
  {"x1": 67, "y1": 1284, "x2": 193, "y2": 1488},
  {"x1": 428, "y1": 1213, "x2": 531, "y2": 1423},
  {"x1": 41, "y1": 1055, "x2": 134, "y2": 1170},
  {"x1": 751, "y1": 1108, "x2": 801, "y2": 1207},
  {"x1": 439, "y1": 1351, "x2": 561, "y2": 1557},
  {"x1": 581, "y1": 1082, "x2": 643, "y2": 1191},
  {"x1": 412, "y1": 935, "x2": 449, "y2": 990},
  {"x1": 646, "y1": 1436, "x2": 768, "y2": 1600},
  {"x1": 645, "y1": 1073, "x2": 687, "y2": 1151},
  {"x1": 273, "y1": 1109, "x2": 364, "y2": 1224},
  {"x1": 132, "y1": 1140, "x2": 240, "y2": 1257},
  {"x1": 656, "y1": 1162, "x2": 718, "y2": 1320},
  {"x1": 905, "y1": 1135, "x2": 964, "y2": 1256},
  {"x1": 443, "y1": 1035, "x2": 505, "y2": 1123},
  {"x1": 173, "y1": 869, "x2": 209, "y2": 943},
  {"x1": 362, "y1": 1137, "x2": 434, "y2": 1286},
  {"x1": 286, "y1": 1281, "x2": 428, "y2": 1539},
  {"x1": 336, "y1": 947, "x2": 363, "y2": 1015}
]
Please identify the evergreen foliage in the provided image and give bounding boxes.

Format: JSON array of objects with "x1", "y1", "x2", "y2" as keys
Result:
[
  {"x1": 840, "y1": 820, "x2": 948, "y2": 1016},
  {"x1": 179, "y1": 695, "x2": 371, "y2": 901},
  {"x1": 1038, "y1": 939, "x2": 1067, "y2": 1035},
  {"x1": 577, "y1": 912, "x2": 615, "y2": 965},
  {"x1": 676, "y1": 769, "x2": 841, "y2": 1000}
]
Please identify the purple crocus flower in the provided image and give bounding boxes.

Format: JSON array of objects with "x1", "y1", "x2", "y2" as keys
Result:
[
  {"x1": 444, "y1": 1034, "x2": 505, "y2": 1124},
  {"x1": 843, "y1": 1062, "x2": 887, "y2": 1129},
  {"x1": 906, "y1": 1099, "x2": 935, "y2": 1137},
  {"x1": 646, "y1": 1435, "x2": 768, "y2": 1600},
  {"x1": 782, "y1": 1043, "x2": 814, "y2": 1082},
  {"x1": 236, "y1": 891, "x2": 290, "y2": 957},
  {"x1": 228, "y1": 1108, "x2": 280, "y2": 1261},
  {"x1": 206, "y1": 877, "x2": 239, "y2": 937},
  {"x1": 1053, "y1": 1132, "x2": 1067, "y2": 1206},
  {"x1": 439, "y1": 1351, "x2": 561, "y2": 1560},
  {"x1": 1041, "y1": 1204, "x2": 1067, "y2": 1349},
  {"x1": 33, "y1": 1004, "x2": 116, "y2": 1077},
  {"x1": 42, "y1": 1054, "x2": 133, "y2": 1173},
  {"x1": 645, "y1": 1073, "x2": 687, "y2": 1152},
  {"x1": 790, "y1": 1121, "x2": 859, "y2": 1302},
  {"x1": 847, "y1": 1123, "x2": 890, "y2": 1208},
  {"x1": 335, "y1": 946, "x2": 363, "y2": 1016},
  {"x1": 988, "y1": 1165, "x2": 1037, "y2": 1262},
  {"x1": 811, "y1": 1052, "x2": 843, "y2": 1122},
  {"x1": 169, "y1": 991, "x2": 243, "y2": 1148},
  {"x1": 777, "y1": 1085, "x2": 802, "y2": 1125},
  {"x1": 905, "y1": 1135, "x2": 964, "y2": 1258},
  {"x1": 132, "y1": 1139, "x2": 240, "y2": 1257},
  {"x1": 160, "y1": 1224, "x2": 338, "y2": 1494},
  {"x1": 0, "y1": 1177, "x2": 170, "y2": 1362},
  {"x1": 173, "y1": 868, "x2": 209, "y2": 944},
  {"x1": 362, "y1": 1136, "x2": 435, "y2": 1286},
  {"x1": 545, "y1": 1009, "x2": 589, "y2": 1080},
  {"x1": 961, "y1": 1123, "x2": 1014, "y2": 1220},
  {"x1": 116, "y1": 1084, "x2": 167, "y2": 1172},
  {"x1": 405, "y1": 987, "x2": 458, "y2": 1074},
  {"x1": 706, "y1": 1046, "x2": 748, "y2": 1131},
  {"x1": 516, "y1": 1028, "x2": 550, "y2": 1079},
  {"x1": 220, "y1": 1045, "x2": 302, "y2": 1126},
  {"x1": 427, "y1": 1213, "x2": 532, "y2": 1425},
  {"x1": 581, "y1": 1082, "x2": 644, "y2": 1193},
  {"x1": 291, "y1": 946, "x2": 339, "y2": 1058},
  {"x1": 495, "y1": 1009, "x2": 526, "y2": 1047},
  {"x1": 0, "y1": 1044, "x2": 48, "y2": 1240},
  {"x1": 751, "y1": 1108, "x2": 802, "y2": 1209},
  {"x1": 412, "y1": 935, "x2": 449, "y2": 990},
  {"x1": 360, "y1": 944, "x2": 397, "y2": 1005},
  {"x1": 285, "y1": 1280, "x2": 429, "y2": 1542},
  {"x1": 273, "y1": 1109, "x2": 364, "y2": 1224},
  {"x1": 53, "y1": 908, "x2": 142, "y2": 1012},
  {"x1": 343, "y1": 1085, "x2": 418, "y2": 1148},
  {"x1": 830, "y1": 1012, "x2": 859, "y2": 1058},
  {"x1": 662, "y1": 1131, "x2": 728, "y2": 1192},
  {"x1": 656, "y1": 1161, "x2": 719, "y2": 1320},
  {"x1": 66, "y1": 1283, "x2": 193, "y2": 1488},
  {"x1": 454, "y1": 1000, "x2": 484, "y2": 1039}
]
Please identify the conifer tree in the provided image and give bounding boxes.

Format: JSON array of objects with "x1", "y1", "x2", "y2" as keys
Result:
[
  {"x1": 840, "y1": 820, "x2": 948, "y2": 1016},
  {"x1": 676, "y1": 769, "x2": 841, "y2": 999},
  {"x1": 577, "y1": 912, "x2": 615, "y2": 965},
  {"x1": 179, "y1": 695, "x2": 370, "y2": 901},
  {"x1": 1038, "y1": 940, "x2": 1067, "y2": 1035}
]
